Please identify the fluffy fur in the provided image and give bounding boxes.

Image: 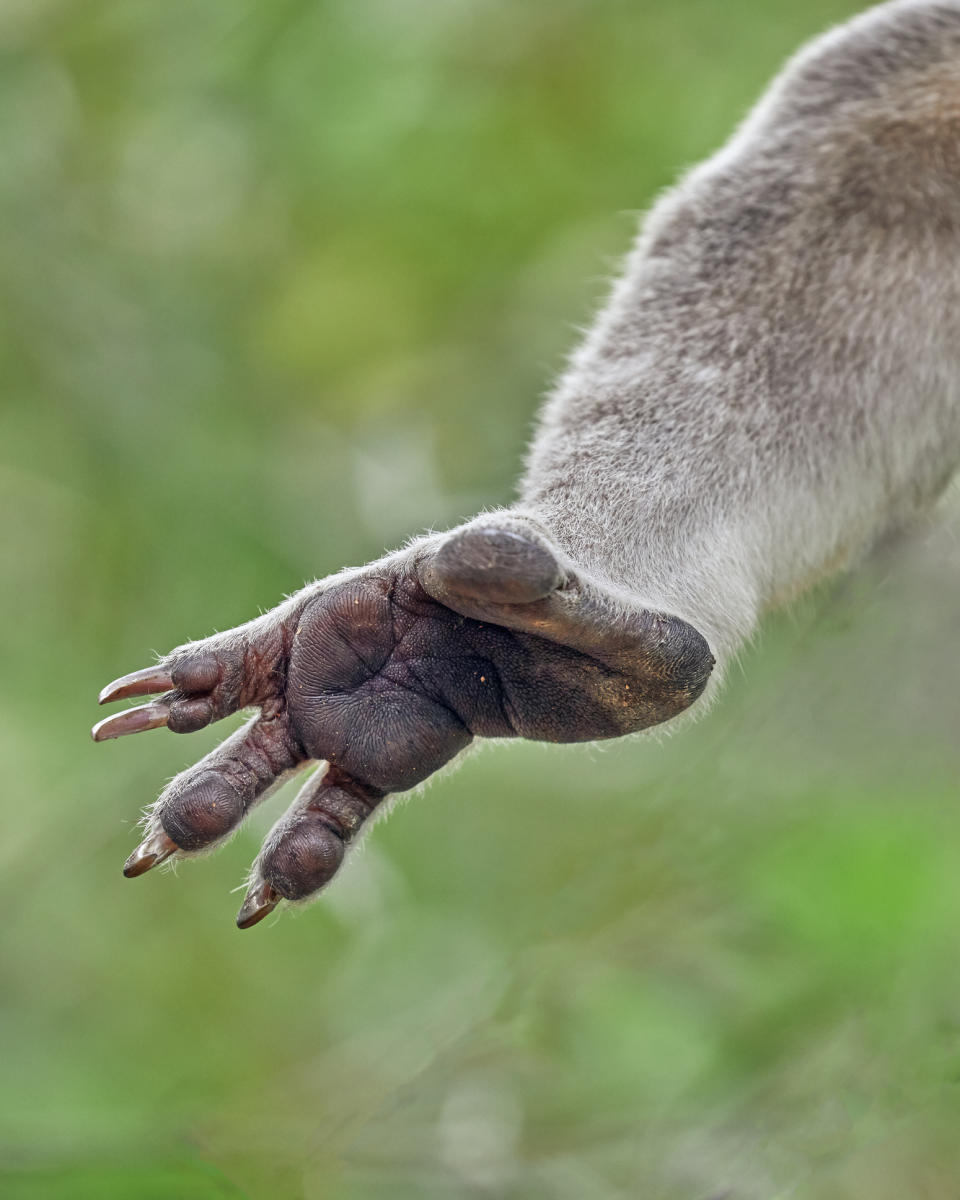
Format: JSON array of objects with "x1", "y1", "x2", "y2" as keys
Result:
[{"x1": 518, "y1": 0, "x2": 960, "y2": 677}]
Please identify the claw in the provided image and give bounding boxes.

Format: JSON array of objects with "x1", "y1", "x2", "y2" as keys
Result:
[
  {"x1": 98, "y1": 666, "x2": 175, "y2": 706},
  {"x1": 122, "y1": 830, "x2": 178, "y2": 878},
  {"x1": 236, "y1": 881, "x2": 281, "y2": 929},
  {"x1": 91, "y1": 701, "x2": 170, "y2": 742}
]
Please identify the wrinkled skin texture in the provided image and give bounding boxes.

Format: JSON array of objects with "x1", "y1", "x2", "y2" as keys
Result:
[{"x1": 94, "y1": 523, "x2": 713, "y2": 926}]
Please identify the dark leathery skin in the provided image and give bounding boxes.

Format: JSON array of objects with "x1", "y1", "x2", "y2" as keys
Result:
[
  {"x1": 100, "y1": 525, "x2": 715, "y2": 920},
  {"x1": 285, "y1": 566, "x2": 712, "y2": 795}
]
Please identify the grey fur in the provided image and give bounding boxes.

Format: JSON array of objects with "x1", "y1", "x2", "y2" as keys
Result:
[
  {"x1": 273, "y1": 0, "x2": 960, "y2": 704},
  {"x1": 510, "y1": 0, "x2": 960, "y2": 687}
]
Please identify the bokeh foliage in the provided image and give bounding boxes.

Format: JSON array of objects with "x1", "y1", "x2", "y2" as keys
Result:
[{"x1": 6, "y1": 0, "x2": 960, "y2": 1196}]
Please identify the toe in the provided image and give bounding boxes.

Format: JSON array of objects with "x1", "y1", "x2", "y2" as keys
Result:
[
  {"x1": 126, "y1": 713, "x2": 305, "y2": 879},
  {"x1": 259, "y1": 811, "x2": 346, "y2": 901},
  {"x1": 243, "y1": 767, "x2": 381, "y2": 920},
  {"x1": 422, "y1": 523, "x2": 565, "y2": 606},
  {"x1": 159, "y1": 771, "x2": 247, "y2": 851}
]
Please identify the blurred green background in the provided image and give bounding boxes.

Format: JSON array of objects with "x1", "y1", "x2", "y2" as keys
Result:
[{"x1": 6, "y1": 0, "x2": 960, "y2": 1196}]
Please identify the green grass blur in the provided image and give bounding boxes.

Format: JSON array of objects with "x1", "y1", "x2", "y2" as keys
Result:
[{"x1": 6, "y1": 0, "x2": 960, "y2": 1196}]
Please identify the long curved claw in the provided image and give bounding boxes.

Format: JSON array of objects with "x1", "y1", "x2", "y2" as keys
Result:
[
  {"x1": 91, "y1": 702, "x2": 170, "y2": 742},
  {"x1": 98, "y1": 666, "x2": 175, "y2": 706},
  {"x1": 122, "y1": 830, "x2": 179, "y2": 877},
  {"x1": 236, "y1": 881, "x2": 281, "y2": 929}
]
